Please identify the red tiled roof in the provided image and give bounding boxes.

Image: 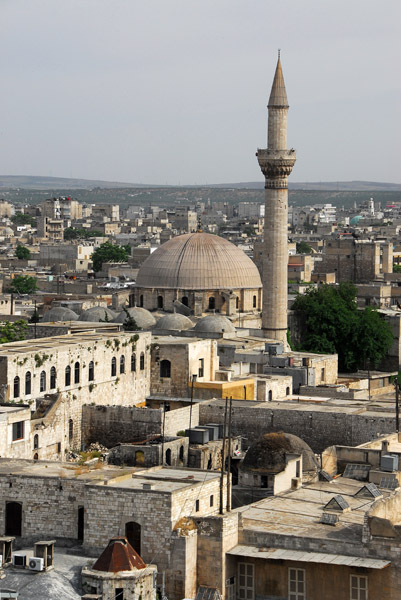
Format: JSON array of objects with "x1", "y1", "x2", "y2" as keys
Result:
[{"x1": 92, "y1": 537, "x2": 146, "y2": 573}]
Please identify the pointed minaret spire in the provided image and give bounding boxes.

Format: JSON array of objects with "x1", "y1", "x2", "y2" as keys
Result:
[
  {"x1": 268, "y1": 52, "x2": 289, "y2": 108},
  {"x1": 256, "y1": 54, "x2": 296, "y2": 347}
]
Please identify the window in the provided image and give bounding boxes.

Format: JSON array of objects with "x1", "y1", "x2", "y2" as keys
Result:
[
  {"x1": 25, "y1": 371, "x2": 31, "y2": 395},
  {"x1": 40, "y1": 371, "x2": 46, "y2": 392},
  {"x1": 350, "y1": 575, "x2": 368, "y2": 600},
  {"x1": 157, "y1": 295, "x2": 164, "y2": 309},
  {"x1": 288, "y1": 568, "x2": 305, "y2": 600},
  {"x1": 111, "y1": 357, "x2": 117, "y2": 377},
  {"x1": 33, "y1": 434, "x2": 39, "y2": 449},
  {"x1": 198, "y1": 358, "x2": 204, "y2": 378},
  {"x1": 321, "y1": 367, "x2": 325, "y2": 382},
  {"x1": 115, "y1": 590, "x2": 124, "y2": 600},
  {"x1": 140, "y1": 352, "x2": 145, "y2": 371},
  {"x1": 120, "y1": 355, "x2": 125, "y2": 374},
  {"x1": 69, "y1": 419, "x2": 74, "y2": 444},
  {"x1": 238, "y1": 563, "x2": 254, "y2": 600},
  {"x1": 160, "y1": 359, "x2": 171, "y2": 378},
  {"x1": 50, "y1": 366, "x2": 56, "y2": 389},
  {"x1": 74, "y1": 362, "x2": 80, "y2": 384},
  {"x1": 195, "y1": 499, "x2": 200, "y2": 512},
  {"x1": 12, "y1": 421, "x2": 24, "y2": 441},
  {"x1": 13, "y1": 376, "x2": 20, "y2": 399},
  {"x1": 268, "y1": 390, "x2": 273, "y2": 401},
  {"x1": 208, "y1": 297, "x2": 215, "y2": 310},
  {"x1": 253, "y1": 295, "x2": 257, "y2": 308},
  {"x1": 131, "y1": 353, "x2": 136, "y2": 372},
  {"x1": 236, "y1": 297, "x2": 239, "y2": 309},
  {"x1": 64, "y1": 365, "x2": 71, "y2": 386},
  {"x1": 181, "y1": 296, "x2": 189, "y2": 306},
  {"x1": 88, "y1": 361, "x2": 94, "y2": 382},
  {"x1": 139, "y1": 295, "x2": 144, "y2": 307},
  {"x1": 210, "y1": 495, "x2": 214, "y2": 507},
  {"x1": 286, "y1": 387, "x2": 290, "y2": 395}
]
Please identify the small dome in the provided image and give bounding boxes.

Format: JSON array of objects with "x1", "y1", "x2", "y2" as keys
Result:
[
  {"x1": 242, "y1": 432, "x2": 319, "y2": 474},
  {"x1": 78, "y1": 306, "x2": 117, "y2": 322},
  {"x1": 194, "y1": 315, "x2": 235, "y2": 334},
  {"x1": 350, "y1": 215, "x2": 363, "y2": 226},
  {"x1": 42, "y1": 307, "x2": 79, "y2": 322},
  {"x1": 113, "y1": 307, "x2": 156, "y2": 329},
  {"x1": 136, "y1": 232, "x2": 262, "y2": 290},
  {"x1": 156, "y1": 313, "x2": 194, "y2": 331}
]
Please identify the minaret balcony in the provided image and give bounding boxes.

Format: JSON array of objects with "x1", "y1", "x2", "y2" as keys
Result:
[{"x1": 256, "y1": 148, "x2": 296, "y2": 179}]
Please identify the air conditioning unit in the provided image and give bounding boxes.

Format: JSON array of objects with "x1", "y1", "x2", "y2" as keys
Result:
[
  {"x1": 12, "y1": 554, "x2": 26, "y2": 567},
  {"x1": 28, "y1": 557, "x2": 44, "y2": 571}
]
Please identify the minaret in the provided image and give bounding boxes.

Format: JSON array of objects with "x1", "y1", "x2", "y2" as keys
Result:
[{"x1": 257, "y1": 52, "x2": 296, "y2": 345}]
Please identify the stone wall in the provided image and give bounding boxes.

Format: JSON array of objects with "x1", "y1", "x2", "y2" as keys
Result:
[
  {"x1": 82, "y1": 404, "x2": 200, "y2": 447},
  {"x1": 199, "y1": 399, "x2": 397, "y2": 453}
]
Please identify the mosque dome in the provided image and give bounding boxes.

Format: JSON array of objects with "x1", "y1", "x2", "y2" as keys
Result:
[
  {"x1": 242, "y1": 432, "x2": 318, "y2": 474},
  {"x1": 194, "y1": 315, "x2": 235, "y2": 334},
  {"x1": 156, "y1": 313, "x2": 194, "y2": 331},
  {"x1": 113, "y1": 307, "x2": 156, "y2": 329},
  {"x1": 136, "y1": 232, "x2": 262, "y2": 290},
  {"x1": 78, "y1": 306, "x2": 117, "y2": 322},
  {"x1": 350, "y1": 215, "x2": 363, "y2": 226},
  {"x1": 42, "y1": 307, "x2": 79, "y2": 322}
]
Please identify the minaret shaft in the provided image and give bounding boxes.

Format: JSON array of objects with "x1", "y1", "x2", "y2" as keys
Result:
[{"x1": 257, "y1": 56, "x2": 296, "y2": 345}]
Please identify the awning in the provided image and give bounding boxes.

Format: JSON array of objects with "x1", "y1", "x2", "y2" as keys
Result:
[{"x1": 227, "y1": 545, "x2": 390, "y2": 570}]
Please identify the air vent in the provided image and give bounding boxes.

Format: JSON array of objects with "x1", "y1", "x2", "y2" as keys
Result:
[
  {"x1": 354, "y1": 483, "x2": 382, "y2": 499},
  {"x1": 320, "y1": 512, "x2": 339, "y2": 526},
  {"x1": 324, "y1": 495, "x2": 350, "y2": 512}
]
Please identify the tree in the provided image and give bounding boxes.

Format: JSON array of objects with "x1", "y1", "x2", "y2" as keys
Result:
[
  {"x1": 292, "y1": 283, "x2": 393, "y2": 372},
  {"x1": 0, "y1": 320, "x2": 27, "y2": 344},
  {"x1": 92, "y1": 242, "x2": 130, "y2": 272},
  {"x1": 11, "y1": 213, "x2": 36, "y2": 227},
  {"x1": 121, "y1": 308, "x2": 141, "y2": 332},
  {"x1": 8, "y1": 275, "x2": 38, "y2": 295},
  {"x1": 296, "y1": 241, "x2": 313, "y2": 254},
  {"x1": 15, "y1": 245, "x2": 31, "y2": 260},
  {"x1": 64, "y1": 227, "x2": 105, "y2": 241}
]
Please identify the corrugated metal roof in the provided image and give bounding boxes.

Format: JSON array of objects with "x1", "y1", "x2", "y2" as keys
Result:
[{"x1": 227, "y1": 545, "x2": 390, "y2": 570}]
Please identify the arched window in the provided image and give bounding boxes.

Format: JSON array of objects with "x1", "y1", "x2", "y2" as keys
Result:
[
  {"x1": 165, "y1": 448, "x2": 172, "y2": 466},
  {"x1": 139, "y1": 295, "x2": 144, "y2": 307},
  {"x1": 25, "y1": 371, "x2": 31, "y2": 395},
  {"x1": 268, "y1": 390, "x2": 273, "y2": 401},
  {"x1": 88, "y1": 361, "x2": 94, "y2": 382},
  {"x1": 140, "y1": 352, "x2": 145, "y2": 371},
  {"x1": 69, "y1": 418, "x2": 73, "y2": 444},
  {"x1": 74, "y1": 362, "x2": 80, "y2": 384},
  {"x1": 13, "y1": 376, "x2": 20, "y2": 398},
  {"x1": 50, "y1": 366, "x2": 56, "y2": 389},
  {"x1": 208, "y1": 297, "x2": 215, "y2": 310},
  {"x1": 181, "y1": 296, "x2": 189, "y2": 306},
  {"x1": 131, "y1": 353, "x2": 136, "y2": 372},
  {"x1": 40, "y1": 371, "x2": 46, "y2": 392},
  {"x1": 286, "y1": 387, "x2": 290, "y2": 395},
  {"x1": 160, "y1": 359, "x2": 171, "y2": 378},
  {"x1": 253, "y1": 295, "x2": 257, "y2": 308},
  {"x1": 33, "y1": 434, "x2": 39, "y2": 449},
  {"x1": 111, "y1": 357, "x2": 117, "y2": 377},
  {"x1": 157, "y1": 295, "x2": 164, "y2": 309},
  {"x1": 65, "y1": 365, "x2": 71, "y2": 387},
  {"x1": 120, "y1": 355, "x2": 125, "y2": 374}
]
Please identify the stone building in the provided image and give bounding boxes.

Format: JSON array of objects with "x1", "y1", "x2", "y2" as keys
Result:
[
  {"x1": 132, "y1": 231, "x2": 262, "y2": 324},
  {"x1": 318, "y1": 237, "x2": 393, "y2": 282},
  {"x1": 0, "y1": 330, "x2": 151, "y2": 454},
  {"x1": 0, "y1": 462, "x2": 226, "y2": 600}
]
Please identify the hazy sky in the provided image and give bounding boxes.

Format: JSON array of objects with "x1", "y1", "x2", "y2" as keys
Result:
[{"x1": 0, "y1": 0, "x2": 400, "y2": 185}]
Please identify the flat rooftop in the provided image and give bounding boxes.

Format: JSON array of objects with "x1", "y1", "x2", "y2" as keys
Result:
[
  {"x1": 0, "y1": 330, "x2": 146, "y2": 356},
  {"x1": 0, "y1": 460, "x2": 219, "y2": 492},
  {"x1": 236, "y1": 477, "x2": 391, "y2": 543}
]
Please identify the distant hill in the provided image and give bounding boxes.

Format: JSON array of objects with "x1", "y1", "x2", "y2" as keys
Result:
[{"x1": 0, "y1": 175, "x2": 399, "y2": 192}]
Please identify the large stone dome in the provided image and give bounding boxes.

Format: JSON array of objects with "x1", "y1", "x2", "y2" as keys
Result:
[
  {"x1": 42, "y1": 307, "x2": 79, "y2": 322},
  {"x1": 156, "y1": 313, "x2": 194, "y2": 331},
  {"x1": 242, "y1": 432, "x2": 319, "y2": 474},
  {"x1": 78, "y1": 306, "x2": 117, "y2": 322},
  {"x1": 136, "y1": 232, "x2": 262, "y2": 290},
  {"x1": 113, "y1": 307, "x2": 156, "y2": 329},
  {"x1": 194, "y1": 315, "x2": 235, "y2": 334}
]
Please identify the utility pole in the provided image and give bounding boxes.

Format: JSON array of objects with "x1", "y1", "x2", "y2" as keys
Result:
[
  {"x1": 226, "y1": 397, "x2": 233, "y2": 513},
  {"x1": 219, "y1": 397, "x2": 228, "y2": 515}
]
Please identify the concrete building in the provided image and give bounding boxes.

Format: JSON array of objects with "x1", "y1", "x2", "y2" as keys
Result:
[{"x1": 256, "y1": 53, "x2": 296, "y2": 345}]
